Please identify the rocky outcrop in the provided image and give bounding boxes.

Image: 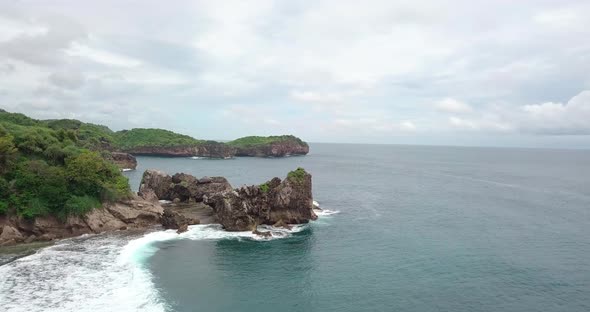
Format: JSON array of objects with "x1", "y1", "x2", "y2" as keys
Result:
[
  {"x1": 122, "y1": 141, "x2": 235, "y2": 158},
  {"x1": 110, "y1": 152, "x2": 137, "y2": 170},
  {"x1": 139, "y1": 169, "x2": 173, "y2": 199},
  {"x1": 161, "y1": 208, "x2": 199, "y2": 233},
  {"x1": 0, "y1": 196, "x2": 164, "y2": 246},
  {"x1": 139, "y1": 170, "x2": 232, "y2": 202},
  {"x1": 205, "y1": 168, "x2": 316, "y2": 231},
  {"x1": 138, "y1": 167, "x2": 316, "y2": 232}
]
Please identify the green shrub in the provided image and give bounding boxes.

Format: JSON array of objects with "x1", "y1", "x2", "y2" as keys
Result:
[
  {"x1": 287, "y1": 167, "x2": 308, "y2": 184},
  {"x1": 19, "y1": 197, "x2": 50, "y2": 219},
  {"x1": 62, "y1": 195, "x2": 101, "y2": 218},
  {"x1": 259, "y1": 182, "x2": 270, "y2": 193},
  {"x1": 0, "y1": 200, "x2": 8, "y2": 215}
]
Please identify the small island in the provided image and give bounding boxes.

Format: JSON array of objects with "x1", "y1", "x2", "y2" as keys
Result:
[
  {"x1": 0, "y1": 109, "x2": 316, "y2": 246},
  {"x1": 227, "y1": 135, "x2": 309, "y2": 157}
]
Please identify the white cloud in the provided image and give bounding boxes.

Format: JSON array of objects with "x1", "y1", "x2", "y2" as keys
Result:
[
  {"x1": 534, "y1": 8, "x2": 579, "y2": 27},
  {"x1": 520, "y1": 90, "x2": 590, "y2": 134},
  {"x1": 1, "y1": 1, "x2": 590, "y2": 146},
  {"x1": 290, "y1": 90, "x2": 343, "y2": 104},
  {"x1": 65, "y1": 42, "x2": 142, "y2": 67},
  {"x1": 435, "y1": 98, "x2": 472, "y2": 113}
]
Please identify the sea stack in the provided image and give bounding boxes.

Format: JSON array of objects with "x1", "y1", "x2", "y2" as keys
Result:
[{"x1": 138, "y1": 168, "x2": 317, "y2": 231}]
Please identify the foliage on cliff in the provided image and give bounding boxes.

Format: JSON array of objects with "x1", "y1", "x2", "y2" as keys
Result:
[
  {"x1": 0, "y1": 110, "x2": 130, "y2": 219},
  {"x1": 113, "y1": 128, "x2": 205, "y2": 150},
  {"x1": 227, "y1": 135, "x2": 308, "y2": 148}
]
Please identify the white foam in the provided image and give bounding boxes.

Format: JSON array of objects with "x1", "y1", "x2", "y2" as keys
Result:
[
  {"x1": 123, "y1": 224, "x2": 308, "y2": 262},
  {"x1": 315, "y1": 209, "x2": 340, "y2": 216},
  {"x1": 0, "y1": 224, "x2": 308, "y2": 312},
  {"x1": 190, "y1": 156, "x2": 202, "y2": 159},
  {"x1": 158, "y1": 199, "x2": 172, "y2": 204},
  {"x1": 121, "y1": 168, "x2": 134, "y2": 172},
  {"x1": 0, "y1": 233, "x2": 166, "y2": 312}
]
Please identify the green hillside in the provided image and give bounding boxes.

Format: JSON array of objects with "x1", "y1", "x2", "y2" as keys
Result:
[
  {"x1": 0, "y1": 110, "x2": 130, "y2": 219},
  {"x1": 113, "y1": 128, "x2": 204, "y2": 150}
]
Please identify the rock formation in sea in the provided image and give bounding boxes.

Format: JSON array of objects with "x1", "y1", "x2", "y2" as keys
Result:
[
  {"x1": 139, "y1": 167, "x2": 316, "y2": 231},
  {"x1": 110, "y1": 152, "x2": 137, "y2": 170},
  {"x1": 228, "y1": 135, "x2": 310, "y2": 157}
]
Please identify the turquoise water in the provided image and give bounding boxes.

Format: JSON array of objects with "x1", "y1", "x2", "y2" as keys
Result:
[{"x1": 124, "y1": 144, "x2": 590, "y2": 312}]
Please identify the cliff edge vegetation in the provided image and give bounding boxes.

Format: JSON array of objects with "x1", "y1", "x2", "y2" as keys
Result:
[{"x1": 0, "y1": 110, "x2": 130, "y2": 220}]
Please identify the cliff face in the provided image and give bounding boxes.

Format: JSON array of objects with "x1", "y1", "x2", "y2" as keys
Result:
[
  {"x1": 110, "y1": 152, "x2": 137, "y2": 170},
  {"x1": 139, "y1": 168, "x2": 316, "y2": 232},
  {"x1": 122, "y1": 141, "x2": 235, "y2": 158},
  {"x1": 234, "y1": 141, "x2": 309, "y2": 157}
]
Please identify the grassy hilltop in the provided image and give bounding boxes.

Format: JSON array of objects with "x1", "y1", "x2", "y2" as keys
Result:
[{"x1": 227, "y1": 135, "x2": 308, "y2": 148}]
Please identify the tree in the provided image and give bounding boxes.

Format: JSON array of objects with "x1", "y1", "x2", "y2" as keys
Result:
[{"x1": 0, "y1": 131, "x2": 17, "y2": 175}]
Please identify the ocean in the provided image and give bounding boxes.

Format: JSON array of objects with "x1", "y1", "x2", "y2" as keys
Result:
[{"x1": 1, "y1": 143, "x2": 589, "y2": 312}]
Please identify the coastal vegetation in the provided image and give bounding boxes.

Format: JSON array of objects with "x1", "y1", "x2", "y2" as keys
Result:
[
  {"x1": 113, "y1": 128, "x2": 204, "y2": 150},
  {"x1": 0, "y1": 110, "x2": 130, "y2": 219}
]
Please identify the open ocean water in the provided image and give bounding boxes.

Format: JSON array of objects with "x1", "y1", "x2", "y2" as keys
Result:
[{"x1": 1, "y1": 143, "x2": 589, "y2": 312}]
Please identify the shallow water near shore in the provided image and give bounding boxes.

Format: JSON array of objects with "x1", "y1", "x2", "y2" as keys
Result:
[{"x1": 1, "y1": 143, "x2": 590, "y2": 311}]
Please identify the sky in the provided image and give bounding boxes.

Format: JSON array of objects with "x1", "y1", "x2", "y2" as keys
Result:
[{"x1": 1, "y1": 0, "x2": 590, "y2": 148}]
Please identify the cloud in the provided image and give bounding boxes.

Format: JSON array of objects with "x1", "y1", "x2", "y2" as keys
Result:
[
  {"x1": 0, "y1": 1, "x2": 590, "y2": 147},
  {"x1": 48, "y1": 71, "x2": 86, "y2": 89},
  {"x1": 290, "y1": 90, "x2": 344, "y2": 104},
  {"x1": 65, "y1": 42, "x2": 142, "y2": 68},
  {"x1": 520, "y1": 90, "x2": 590, "y2": 134},
  {"x1": 435, "y1": 98, "x2": 472, "y2": 113}
]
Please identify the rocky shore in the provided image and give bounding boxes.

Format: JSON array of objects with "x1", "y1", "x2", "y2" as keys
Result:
[
  {"x1": 0, "y1": 168, "x2": 316, "y2": 245},
  {"x1": 0, "y1": 196, "x2": 162, "y2": 246}
]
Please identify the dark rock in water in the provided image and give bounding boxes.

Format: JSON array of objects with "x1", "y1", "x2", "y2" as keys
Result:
[
  {"x1": 273, "y1": 219, "x2": 293, "y2": 230},
  {"x1": 205, "y1": 168, "x2": 317, "y2": 231},
  {"x1": 161, "y1": 208, "x2": 199, "y2": 231},
  {"x1": 110, "y1": 152, "x2": 137, "y2": 170},
  {"x1": 177, "y1": 224, "x2": 188, "y2": 234},
  {"x1": 252, "y1": 229, "x2": 272, "y2": 238}
]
